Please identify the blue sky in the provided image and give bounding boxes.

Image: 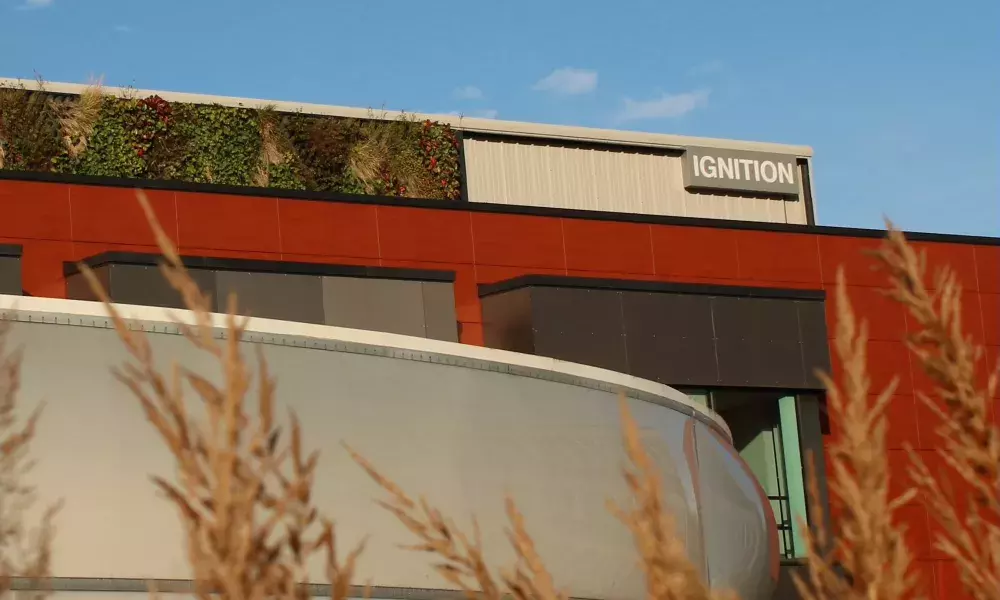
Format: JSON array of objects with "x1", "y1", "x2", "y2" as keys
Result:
[{"x1": 2, "y1": 0, "x2": 998, "y2": 236}]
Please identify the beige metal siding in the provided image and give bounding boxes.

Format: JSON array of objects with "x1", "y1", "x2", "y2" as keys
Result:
[{"x1": 464, "y1": 137, "x2": 808, "y2": 225}]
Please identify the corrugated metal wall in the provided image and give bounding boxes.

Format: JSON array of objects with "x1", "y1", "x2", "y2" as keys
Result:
[{"x1": 463, "y1": 137, "x2": 809, "y2": 225}]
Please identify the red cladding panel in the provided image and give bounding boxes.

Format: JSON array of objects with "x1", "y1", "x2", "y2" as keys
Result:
[
  {"x1": 829, "y1": 339, "x2": 912, "y2": 395},
  {"x1": 460, "y1": 322, "x2": 484, "y2": 346},
  {"x1": 934, "y1": 561, "x2": 974, "y2": 600},
  {"x1": 818, "y1": 235, "x2": 886, "y2": 288},
  {"x1": 19, "y1": 240, "x2": 73, "y2": 298},
  {"x1": 980, "y1": 293, "x2": 1000, "y2": 346},
  {"x1": 884, "y1": 394, "x2": 920, "y2": 450},
  {"x1": 376, "y1": 206, "x2": 474, "y2": 264},
  {"x1": 975, "y1": 246, "x2": 1000, "y2": 294},
  {"x1": 828, "y1": 285, "x2": 907, "y2": 342},
  {"x1": 912, "y1": 241, "x2": 980, "y2": 292},
  {"x1": 279, "y1": 254, "x2": 376, "y2": 267},
  {"x1": 475, "y1": 265, "x2": 565, "y2": 284},
  {"x1": 561, "y1": 219, "x2": 654, "y2": 275},
  {"x1": 70, "y1": 186, "x2": 178, "y2": 245},
  {"x1": 471, "y1": 213, "x2": 566, "y2": 270},
  {"x1": 736, "y1": 230, "x2": 822, "y2": 284},
  {"x1": 988, "y1": 346, "x2": 1000, "y2": 399},
  {"x1": 887, "y1": 449, "x2": 920, "y2": 507},
  {"x1": 72, "y1": 242, "x2": 159, "y2": 261},
  {"x1": 894, "y1": 504, "x2": 932, "y2": 560},
  {"x1": 176, "y1": 192, "x2": 280, "y2": 253},
  {"x1": 649, "y1": 225, "x2": 741, "y2": 281},
  {"x1": 0, "y1": 180, "x2": 71, "y2": 241},
  {"x1": 278, "y1": 200, "x2": 380, "y2": 259}
]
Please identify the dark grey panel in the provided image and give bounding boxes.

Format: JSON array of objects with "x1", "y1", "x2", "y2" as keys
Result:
[
  {"x1": 795, "y1": 394, "x2": 832, "y2": 552},
  {"x1": 711, "y1": 296, "x2": 755, "y2": 340},
  {"x1": 0, "y1": 256, "x2": 20, "y2": 295},
  {"x1": 755, "y1": 298, "x2": 801, "y2": 342},
  {"x1": 481, "y1": 283, "x2": 830, "y2": 391},
  {"x1": 65, "y1": 269, "x2": 107, "y2": 302},
  {"x1": 755, "y1": 340, "x2": 808, "y2": 388},
  {"x1": 110, "y1": 264, "x2": 217, "y2": 310},
  {"x1": 322, "y1": 277, "x2": 426, "y2": 338},
  {"x1": 797, "y1": 301, "x2": 831, "y2": 387},
  {"x1": 481, "y1": 288, "x2": 535, "y2": 354},
  {"x1": 532, "y1": 287, "x2": 628, "y2": 374},
  {"x1": 621, "y1": 291, "x2": 715, "y2": 340},
  {"x1": 626, "y1": 333, "x2": 718, "y2": 386},
  {"x1": 715, "y1": 336, "x2": 759, "y2": 386},
  {"x1": 215, "y1": 271, "x2": 324, "y2": 324},
  {"x1": 421, "y1": 282, "x2": 459, "y2": 342},
  {"x1": 774, "y1": 564, "x2": 806, "y2": 599}
]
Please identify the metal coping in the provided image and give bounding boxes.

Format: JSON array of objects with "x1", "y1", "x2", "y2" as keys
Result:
[
  {"x1": 478, "y1": 274, "x2": 827, "y2": 301},
  {"x1": 64, "y1": 251, "x2": 456, "y2": 283}
]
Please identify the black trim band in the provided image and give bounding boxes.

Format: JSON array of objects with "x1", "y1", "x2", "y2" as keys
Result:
[
  {"x1": 65, "y1": 251, "x2": 456, "y2": 283},
  {"x1": 478, "y1": 275, "x2": 827, "y2": 301},
  {"x1": 0, "y1": 244, "x2": 23, "y2": 257},
  {"x1": 3, "y1": 170, "x2": 998, "y2": 246}
]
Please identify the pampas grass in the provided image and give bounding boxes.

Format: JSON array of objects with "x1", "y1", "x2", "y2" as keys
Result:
[
  {"x1": 79, "y1": 191, "x2": 365, "y2": 600},
  {"x1": 873, "y1": 223, "x2": 1000, "y2": 599},
  {"x1": 793, "y1": 270, "x2": 919, "y2": 600}
]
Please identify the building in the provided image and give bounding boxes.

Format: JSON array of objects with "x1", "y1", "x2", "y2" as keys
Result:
[{"x1": 1, "y1": 80, "x2": 998, "y2": 600}]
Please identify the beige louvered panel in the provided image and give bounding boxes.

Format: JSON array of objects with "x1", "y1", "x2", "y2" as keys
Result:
[
  {"x1": 465, "y1": 138, "x2": 687, "y2": 215},
  {"x1": 463, "y1": 137, "x2": 806, "y2": 224}
]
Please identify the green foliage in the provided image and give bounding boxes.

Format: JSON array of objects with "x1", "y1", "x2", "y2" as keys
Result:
[
  {"x1": 0, "y1": 84, "x2": 63, "y2": 171},
  {"x1": 0, "y1": 85, "x2": 463, "y2": 200},
  {"x1": 62, "y1": 97, "x2": 158, "y2": 178},
  {"x1": 170, "y1": 103, "x2": 261, "y2": 186},
  {"x1": 419, "y1": 120, "x2": 462, "y2": 200}
]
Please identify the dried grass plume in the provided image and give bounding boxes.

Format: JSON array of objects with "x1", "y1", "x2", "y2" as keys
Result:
[{"x1": 81, "y1": 190, "x2": 365, "y2": 600}]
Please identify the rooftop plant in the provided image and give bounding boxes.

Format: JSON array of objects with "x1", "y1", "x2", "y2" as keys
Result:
[{"x1": 0, "y1": 82, "x2": 463, "y2": 200}]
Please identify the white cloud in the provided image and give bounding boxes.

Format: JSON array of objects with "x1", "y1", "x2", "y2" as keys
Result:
[
  {"x1": 532, "y1": 68, "x2": 598, "y2": 95},
  {"x1": 616, "y1": 89, "x2": 710, "y2": 122},
  {"x1": 17, "y1": 0, "x2": 53, "y2": 9},
  {"x1": 453, "y1": 85, "x2": 483, "y2": 100}
]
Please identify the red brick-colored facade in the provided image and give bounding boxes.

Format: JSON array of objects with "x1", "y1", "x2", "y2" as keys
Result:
[{"x1": 2, "y1": 177, "x2": 997, "y2": 599}]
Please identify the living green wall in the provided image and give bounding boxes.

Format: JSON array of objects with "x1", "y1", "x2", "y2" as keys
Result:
[{"x1": 0, "y1": 84, "x2": 463, "y2": 200}]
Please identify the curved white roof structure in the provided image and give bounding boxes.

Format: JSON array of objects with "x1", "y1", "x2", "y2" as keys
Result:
[{"x1": 1, "y1": 294, "x2": 778, "y2": 600}]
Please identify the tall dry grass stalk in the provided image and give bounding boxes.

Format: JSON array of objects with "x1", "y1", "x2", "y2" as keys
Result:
[
  {"x1": 873, "y1": 224, "x2": 1000, "y2": 599},
  {"x1": 0, "y1": 322, "x2": 60, "y2": 598},
  {"x1": 81, "y1": 190, "x2": 365, "y2": 600},
  {"x1": 608, "y1": 398, "x2": 733, "y2": 600},
  {"x1": 56, "y1": 79, "x2": 103, "y2": 158},
  {"x1": 794, "y1": 270, "x2": 919, "y2": 600},
  {"x1": 254, "y1": 106, "x2": 289, "y2": 187}
]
